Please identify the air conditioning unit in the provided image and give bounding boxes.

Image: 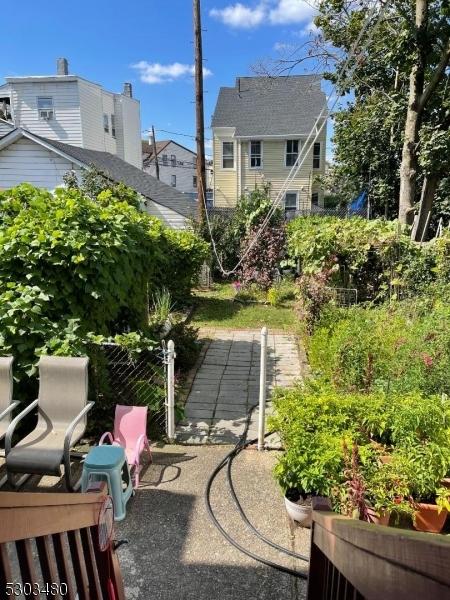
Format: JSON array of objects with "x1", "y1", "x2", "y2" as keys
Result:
[{"x1": 39, "y1": 110, "x2": 53, "y2": 121}]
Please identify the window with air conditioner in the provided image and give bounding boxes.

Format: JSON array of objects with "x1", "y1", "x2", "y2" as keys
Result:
[{"x1": 37, "y1": 97, "x2": 54, "y2": 121}]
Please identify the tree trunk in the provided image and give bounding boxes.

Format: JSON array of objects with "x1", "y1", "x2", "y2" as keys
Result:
[
  {"x1": 411, "y1": 174, "x2": 439, "y2": 241},
  {"x1": 398, "y1": 0, "x2": 428, "y2": 224}
]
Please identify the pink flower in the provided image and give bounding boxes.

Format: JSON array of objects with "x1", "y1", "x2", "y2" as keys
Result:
[
  {"x1": 421, "y1": 353, "x2": 433, "y2": 368},
  {"x1": 232, "y1": 281, "x2": 242, "y2": 292}
]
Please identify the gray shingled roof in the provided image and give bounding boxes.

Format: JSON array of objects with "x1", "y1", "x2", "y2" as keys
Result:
[
  {"x1": 35, "y1": 135, "x2": 196, "y2": 218},
  {"x1": 211, "y1": 75, "x2": 326, "y2": 137}
]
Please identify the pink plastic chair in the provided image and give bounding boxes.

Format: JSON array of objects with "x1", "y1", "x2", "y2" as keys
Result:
[{"x1": 99, "y1": 405, "x2": 152, "y2": 488}]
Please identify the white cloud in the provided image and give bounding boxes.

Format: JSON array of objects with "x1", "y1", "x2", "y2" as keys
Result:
[
  {"x1": 269, "y1": 0, "x2": 315, "y2": 25},
  {"x1": 132, "y1": 61, "x2": 212, "y2": 84},
  {"x1": 209, "y1": 3, "x2": 266, "y2": 28},
  {"x1": 210, "y1": 0, "x2": 317, "y2": 29},
  {"x1": 273, "y1": 41, "x2": 295, "y2": 51}
]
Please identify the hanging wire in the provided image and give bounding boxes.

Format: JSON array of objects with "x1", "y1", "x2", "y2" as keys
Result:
[{"x1": 200, "y1": 0, "x2": 389, "y2": 277}]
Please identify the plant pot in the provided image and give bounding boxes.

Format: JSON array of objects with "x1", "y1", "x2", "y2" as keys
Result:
[
  {"x1": 413, "y1": 503, "x2": 448, "y2": 533},
  {"x1": 284, "y1": 494, "x2": 312, "y2": 528},
  {"x1": 367, "y1": 507, "x2": 391, "y2": 526}
]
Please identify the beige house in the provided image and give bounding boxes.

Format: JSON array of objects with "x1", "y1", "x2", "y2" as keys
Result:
[{"x1": 211, "y1": 76, "x2": 327, "y2": 211}]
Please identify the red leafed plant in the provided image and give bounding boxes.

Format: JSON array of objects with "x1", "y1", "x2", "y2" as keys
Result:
[{"x1": 238, "y1": 224, "x2": 286, "y2": 290}]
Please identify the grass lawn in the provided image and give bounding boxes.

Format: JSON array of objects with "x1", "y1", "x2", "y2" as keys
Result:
[{"x1": 191, "y1": 283, "x2": 302, "y2": 332}]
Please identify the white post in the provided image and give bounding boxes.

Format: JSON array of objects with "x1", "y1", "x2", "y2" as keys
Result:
[
  {"x1": 258, "y1": 327, "x2": 268, "y2": 451},
  {"x1": 167, "y1": 340, "x2": 175, "y2": 441}
]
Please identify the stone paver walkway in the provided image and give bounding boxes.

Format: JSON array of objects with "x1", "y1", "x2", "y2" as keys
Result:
[{"x1": 176, "y1": 329, "x2": 305, "y2": 445}]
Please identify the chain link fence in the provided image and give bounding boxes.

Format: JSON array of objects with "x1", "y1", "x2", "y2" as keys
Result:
[{"x1": 89, "y1": 342, "x2": 170, "y2": 439}]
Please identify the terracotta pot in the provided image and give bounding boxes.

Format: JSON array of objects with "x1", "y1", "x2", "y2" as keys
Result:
[
  {"x1": 367, "y1": 507, "x2": 391, "y2": 526},
  {"x1": 284, "y1": 495, "x2": 312, "y2": 528},
  {"x1": 413, "y1": 503, "x2": 448, "y2": 533}
]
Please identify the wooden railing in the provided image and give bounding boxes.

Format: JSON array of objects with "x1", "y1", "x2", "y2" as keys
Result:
[
  {"x1": 307, "y1": 498, "x2": 450, "y2": 600},
  {"x1": 0, "y1": 486, "x2": 125, "y2": 600}
]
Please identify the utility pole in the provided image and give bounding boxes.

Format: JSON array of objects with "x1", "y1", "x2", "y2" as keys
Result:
[
  {"x1": 151, "y1": 125, "x2": 160, "y2": 180},
  {"x1": 193, "y1": 0, "x2": 207, "y2": 223}
]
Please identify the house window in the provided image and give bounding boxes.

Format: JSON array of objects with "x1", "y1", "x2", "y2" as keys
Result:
[
  {"x1": 171, "y1": 175, "x2": 177, "y2": 187},
  {"x1": 162, "y1": 154, "x2": 168, "y2": 166},
  {"x1": 286, "y1": 140, "x2": 299, "y2": 167},
  {"x1": 311, "y1": 192, "x2": 319, "y2": 206},
  {"x1": 193, "y1": 175, "x2": 198, "y2": 188},
  {"x1": 111, "y1": 114, "x2": 116, "y2": 138},
  {"x1": 284, "y1": 191, "x2": 298, "y2": 211},
  {"x1": 37, "y1": 97, "x2": 54, "y2": 121},
  {"x1": 222, "y1": 141, "x2": 234, "y2": 169},
  {"x1": 250, "y1": 141, "x2": 262, "y2": 168},
  {"x1": 313, "y1": 142, "x2": 321, "y2": 169},
  {"x1": 103, "y1": 114, "x2": 109, "y2": 133},
  {"x1": 171, "y1": 154, "x2": 176, "y2": 167}
]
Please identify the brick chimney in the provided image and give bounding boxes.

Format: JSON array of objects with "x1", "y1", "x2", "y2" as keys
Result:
[
  {"x1": 123, "y1": 83, "x2": 133, "y2": 98},
  {"x1": 57, "y1": 58, "x2": 69, "y2": 76}
]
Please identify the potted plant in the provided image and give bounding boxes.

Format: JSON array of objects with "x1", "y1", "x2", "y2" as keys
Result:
[
  {"x1": 413, "y1": 487, "x2": 450, "y2": 533},
  {"x1": 364, "y1": 461, "x2": 412, "y2": 526}
]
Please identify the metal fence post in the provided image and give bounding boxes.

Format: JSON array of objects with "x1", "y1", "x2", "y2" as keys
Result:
[
  {"x1": 167, "y1": 340, "x2": 176, "y2": 441},
  {"x1": 258, "y1": 327, "x2": 268, "y2": 451}
]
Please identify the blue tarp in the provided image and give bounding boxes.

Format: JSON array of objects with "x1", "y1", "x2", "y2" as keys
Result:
[{"x1": 349, "y1": 190, "x2": 368, "y2": 214}]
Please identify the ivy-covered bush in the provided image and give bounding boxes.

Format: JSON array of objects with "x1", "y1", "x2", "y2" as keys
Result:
[
  {"x1": 0, "y1": 184, "x2": 208, "y2": 382},
  {"x1": 287, "y1": 216, "x2": 422, "y2": 300}
]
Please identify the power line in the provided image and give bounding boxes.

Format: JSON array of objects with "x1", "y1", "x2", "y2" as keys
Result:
[{"x1": 142, "y1": 128, "x2": 212, "y2": 141}]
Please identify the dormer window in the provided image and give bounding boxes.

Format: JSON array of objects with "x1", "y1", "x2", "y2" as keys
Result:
[{"x1": 37, "y1": 97, "x2": 54, "y2": 121}]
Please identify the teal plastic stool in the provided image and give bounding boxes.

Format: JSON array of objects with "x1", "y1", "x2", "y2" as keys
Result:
[{"x1": 81, "y1": 445, "x2": 133, "y2": 521}]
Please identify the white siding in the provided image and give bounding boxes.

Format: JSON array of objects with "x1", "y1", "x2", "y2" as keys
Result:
[
  {"x1": 143, "y1": 200, "x2": 187, "y2": 229},
  {"x1": 0, "y1": 138, "x2": 81, "y2": 189},
  {"x1": 115, "y1": 95, "x2": 142, "y2": 168},
  {"x1": 144, "y1": 142, "x2": 198, "y2": 194},
  {"x1": 10, "y1": 81, "x2": 82, "y2": 145},
  {"x1": 101, "y1": 91, "x2": 117, "y2": 155},
  {"x1": 78, "y1": 79, "x2": 104, "y2": 151}
]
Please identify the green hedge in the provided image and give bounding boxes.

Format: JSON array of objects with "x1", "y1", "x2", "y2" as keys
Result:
[{"x1": 0, "y1": 184, "x2": 209, "y2": 382}]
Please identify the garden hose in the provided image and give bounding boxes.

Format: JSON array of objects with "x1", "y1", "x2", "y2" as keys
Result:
[{"x1": 204, "y1": 404, "x2": 309, "y2": 579}]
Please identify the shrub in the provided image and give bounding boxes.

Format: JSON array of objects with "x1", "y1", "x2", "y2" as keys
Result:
[
  {"x1": 308, "y1": 300, "x2": 450, "y2": 396},
  {"x1": 238, "y1": 224, "x2": 286, "y2": 290}
]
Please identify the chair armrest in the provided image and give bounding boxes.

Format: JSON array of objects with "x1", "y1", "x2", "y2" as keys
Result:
[
  {"x1": 64, "y1": 402, "x2": 95, "y2": 456},
  {"x1": 131, "y1": 434, "x2": 147, "y2": 464},
  {"x1": 99, "y1": 431, "x2": 114, "y2": 446},
  {"x1": 5, "y1": 399, "x2": 39, "y2": 456},
  {"x1": 0, "y1": 400, "x2": 20, "y2": 423}
]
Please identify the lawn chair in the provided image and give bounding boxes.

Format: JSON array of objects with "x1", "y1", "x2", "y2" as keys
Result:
[
  {"x1": 5, "y1": 356, "x2": 94, "y2": 492},
  {"x1": 99, "y1": 405, "x2": 152, "y2": 488},
  {"x1": 0, "y1": 357, "x2": 20, "y2": 487}
]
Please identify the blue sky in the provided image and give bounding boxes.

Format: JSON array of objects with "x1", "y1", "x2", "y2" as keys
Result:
[{"x1": 2, "y1": 0, "x2": 333, "y2": 158}]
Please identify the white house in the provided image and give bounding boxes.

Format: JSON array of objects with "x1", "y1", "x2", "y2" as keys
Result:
[
  {"x1": 143, "y1": 139, "x2": 213, "y2": 194},
  {"x1": 0, "y1": 128, "x2": 195, "y2": 229},
  {"x1": 211, "y1": 75, "x2": 327, "y2": 212},
  {"x1": 0, "y1": 58, "x2": 142, "y2": 168}
]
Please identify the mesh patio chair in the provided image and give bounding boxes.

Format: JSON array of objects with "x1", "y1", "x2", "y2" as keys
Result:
[
  {"x1": 0, "y1": 357, "x2": 20, "y2": 487},
  {"x1": 5, "y1": 356, "x2": 94, "y2": 492}
]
